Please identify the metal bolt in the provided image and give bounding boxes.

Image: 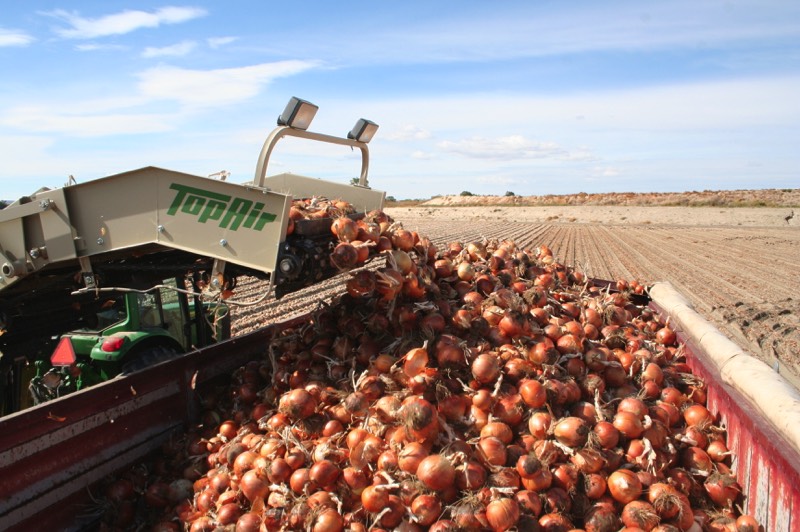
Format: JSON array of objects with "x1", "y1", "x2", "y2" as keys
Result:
[
  {"x1": 29, "y1": 248, "x2": 40, "y2": 259},
  {"x1": 97, "y1": 237, "x2": 105, "y2": 246},
  {"x1": 157, "y1": 225, "x2": 165, "y2": 233},
  {"x1": 219, "y1": 239, "x2": 228, "y2": 247}
]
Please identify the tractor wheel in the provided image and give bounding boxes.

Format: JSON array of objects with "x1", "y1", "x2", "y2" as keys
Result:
[{"x1": 119, "y1": 346, "x2": 181, "y2": 376}]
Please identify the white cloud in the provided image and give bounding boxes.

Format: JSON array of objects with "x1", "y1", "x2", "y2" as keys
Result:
[
  {"x1": 290, "y1": 2, "x2": 799, "y2": 67},
  {"x1": 387, "y1": 124, "x2": 432, "y2": 141},
  {"x1": 75, "y1": 43, "x2": 127, "y2": 52},
  {"x1": 0, "y1": 28, "x2": 34, "y2": 46},
  {"x1": 593, "y1": 166, "x2": 620, "y2": 177},
  {"x1": 44, "y1": 6, "x2": 207, "y2": 39},
  {"x1": 476, "y1": 175, "x2": 519, "y2": 186},
  {"x1": 1, "y1": 106, "x2": 175, "y2": 136},
  {"x1": 136, "y1": 60, "x2": 321, "y2": 107},
  {"x1": 207, "y1": 36, "x2": 238, "y2": 49},
  {"x1": 411, "y1": 150, "x2": 435, "y2": 160},
  {"x1": 142, "y1": 40, "x2": 197, "y2": 58},
  {"x1": 437, "y1": 135, "x2": 570, "y2": 160}
]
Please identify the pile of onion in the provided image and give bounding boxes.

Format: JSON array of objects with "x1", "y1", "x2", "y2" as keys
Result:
[{"x1": 93, "y1": 215, "x2": 761, "y2": 532}]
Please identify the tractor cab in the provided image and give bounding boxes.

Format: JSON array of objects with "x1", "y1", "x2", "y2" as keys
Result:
[{"x1": 27, "y1": 277, "x2": 229, "y2": 406}]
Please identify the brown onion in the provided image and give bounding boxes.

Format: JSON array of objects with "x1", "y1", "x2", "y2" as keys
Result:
[
  {"x1": 416, "y1": 454, "x2": 455, "y2": 491},
  {"x1": 553, "y1": 417, "x2": 590, "y2": 448}
]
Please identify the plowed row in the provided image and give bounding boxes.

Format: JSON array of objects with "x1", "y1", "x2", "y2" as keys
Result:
[{"x1": 230, "y1": 208, "x2": 800, "y2": 386}]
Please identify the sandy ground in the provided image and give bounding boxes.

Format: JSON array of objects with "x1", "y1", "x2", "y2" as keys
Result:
[{"x1": 390, "y1": 205, "x2": 797, "y2": 227}]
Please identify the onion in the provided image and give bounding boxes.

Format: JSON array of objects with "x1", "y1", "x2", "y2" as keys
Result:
[
  {"x1": 457, "y1": 262, "x2": 476, "y2": 281},
  {"x1": 401, "y1": 397, "x2": 440, "y2": 443},
  {"x1": 403, "y1": 346, "x2": 429, "y2": 377},
  {"x1": 486, "y1": 497, "x2": 520, "y2": 531},
  {"x1": 289, "y1": 467, "x2": 311, "y2": 494},
  {"x1": 492, "y1": 393, "x2": 525, "y2": 426},
  {"x1": 704, "y1": 472, "x2": 741, "y2": 508},
  {"x1": 553, "y1": 417, "x2": 590, "y2": 448},
  {"x1": 683, "y1": 403, "x2": 714, "y2": 428},
  {"x1": 410, "y1": 494, "x2": 443, "y2": 526},
  {"x1": 239, "y1": 469, "x2": 269, "y2": 502},
  {"x1": 416, "y1": 454, "x2": 455, "y2": 491},
  {"x1": 736, "y1": 514, "x2": 760, "y2": 532},
  {"x1": 584, "y1": 500, "x2": 621, "y2": 531},
  {"x1": 472, "y1": 353, "x2": 501, "y2": 384},
  {"x1": 528, "y1": 411, "x2": 552, "y2": 440},
  {"x1": 498, "y1": 310, "x2": 528, "y2": 338},
  {"x1": 346, "y1": 270, "x2": 376, "y2": 298},
  {"x1": 456, "y1": 459, "x2": 488, "y2": 490},
  {"x1": 481, "y1": 421, "x2": 514, "y2": 444},
  {"x1": 538, "y1": 512, "x2": 574, "y2": 530},
  {"x1": 682, "y1": 446, "x2": 714, "y2": 475},
  {"x1": 331, "y1": 217, "x2": 358, "y2": 242},
  {"x1": 552, "y1": 463, "x2": 579, "y2": 493},
  {"x1": 309, "y1": 459, "x2": 339, "y2": 489},
  {"x1": 607, "y1": 469, "x2": 642, "y2": 504},
  {"x1": 398, "y1": 442, "x2": 430, "y2": 474},
  {"x1": 584, "y1": 473, "x2": 607, "y2": 500},
  {"x1": 613, "y1": 411, "x2": 645, "y2": 439},
  {"x1": 519, "y1": 379, "x2": 547, "y2": 408},
  {"x1": 479, "y1": 436, "x2": 507, "y2": 466},
  {"x1": 621, "y1": 500, "x2": 660, "y2": 530},
  {"x1": 390, "y1": 249, "x2": 414, "y2": 275},
  {"x1": 655, "y1": 326, "x2": 676, "y2": 345},
  {"x1": 312, "y1": 508, "x2": 344, "y2": 532},
  {"x1": 361, "y1": 485, "x2": 390, "y2": 513},
  {"x1": 330, "y1": 242, "x2": 359, "y2": 269},
  {"x1": 391, "y1": 229, "x2": 415, "y2": 251},
  {"x1": 706, "y1": 439, "x2": 730, "y2": 462}
]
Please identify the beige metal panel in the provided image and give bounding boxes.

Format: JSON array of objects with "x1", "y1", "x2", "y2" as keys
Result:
[
  {"x1": 0, "y1": 188, "x2": 75, "y2": 289},
  {"x1": 0, "y1": 217, "x2": 26, "y2": 289},
  {"x1": 24, "y1": 188, "x2": 79, "y2": 262},
  {"x1": 261, "y1": 173, "x2": 385, "y2": 213},
  {"x1": 62, "y1": 167, "x2": 290, "y2": 276}
]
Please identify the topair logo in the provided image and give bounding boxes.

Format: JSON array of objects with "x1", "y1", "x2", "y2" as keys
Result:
[{"x1": 167, "y1": 183, "x2": 277, "y2": 231}]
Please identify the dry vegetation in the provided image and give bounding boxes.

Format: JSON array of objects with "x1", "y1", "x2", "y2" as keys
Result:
[{"x1": 387, "y1": 188, "x2": 800, "y2": 208}]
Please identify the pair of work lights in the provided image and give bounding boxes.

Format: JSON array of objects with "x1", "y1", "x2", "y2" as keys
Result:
[{"x1": 277, "y1": 96, "x2": 379, "y2": 144}]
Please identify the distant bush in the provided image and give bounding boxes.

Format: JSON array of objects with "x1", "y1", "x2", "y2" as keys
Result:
[
  {"x1": 460, "y1": 191, "x2": 474, "y2": 196},
  {"x1": 505, "y1": 191, "x2": 515, "y2": 197},
  {"x1": 386, "y1": 196, "x2": 397, "y2": 202}
]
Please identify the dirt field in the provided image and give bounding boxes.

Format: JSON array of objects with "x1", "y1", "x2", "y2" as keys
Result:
[{"x1": 230, "y1": 204, "x2": 800, "y2": 386}]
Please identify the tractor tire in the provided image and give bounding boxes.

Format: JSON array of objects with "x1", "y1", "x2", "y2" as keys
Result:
[{"x1": 119, "y1": 346, "x2": 181, "y2": 376}]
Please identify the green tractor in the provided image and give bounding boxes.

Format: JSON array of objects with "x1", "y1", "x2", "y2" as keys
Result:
[{"x1": 25, "y1": 277, "x2": 230, "y2": 408}]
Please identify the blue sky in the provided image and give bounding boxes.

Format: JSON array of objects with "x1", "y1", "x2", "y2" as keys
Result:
[{"x1": 1, "y1": 1, "x2": 798, "y2": 200}]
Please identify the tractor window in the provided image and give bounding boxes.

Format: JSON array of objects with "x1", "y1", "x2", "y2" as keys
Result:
[
  {"x1": 157, "y1": 279, "x2": 191, "y2": 349},
  {"x1": 93, "y1": 296, "x2": 126, "y2": 330},
  {"x1": 137, "y1": 292, "x2": 162, "y2": 328}
]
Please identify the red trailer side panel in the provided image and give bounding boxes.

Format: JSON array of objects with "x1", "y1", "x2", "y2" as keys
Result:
[
  {"x1": 0, "y1": 314, "x2": 309, "y2": 531},
  {"x1": 655, "y1": 302, "x2": 800, "y2": 532}
]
